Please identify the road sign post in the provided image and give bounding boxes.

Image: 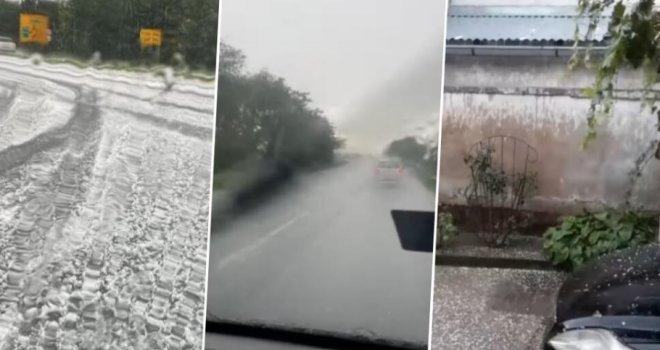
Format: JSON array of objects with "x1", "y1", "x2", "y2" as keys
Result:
[{"x1": 139, "y1": 28, "x2": 162, "y2": 65}]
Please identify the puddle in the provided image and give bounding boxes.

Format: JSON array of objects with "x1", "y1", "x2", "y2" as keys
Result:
[{"x1": 487, "y1": 278, "x2": 557, "y2": 316}]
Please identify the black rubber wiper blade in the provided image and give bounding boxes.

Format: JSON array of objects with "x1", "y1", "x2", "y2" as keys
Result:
[{"x1": 206, "y1": 319, "x2": 427, "y2": 350}]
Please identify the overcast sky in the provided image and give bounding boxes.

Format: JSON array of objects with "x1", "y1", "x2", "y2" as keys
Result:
[{"x1": 219, "y1": 0, "x2": 446, "y2": 153}]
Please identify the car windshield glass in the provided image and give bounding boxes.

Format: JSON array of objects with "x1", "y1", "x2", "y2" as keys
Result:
[
  {"x1": 378, "y1": 160, "x2": 401, "y2": 168},
  {"x1": 0, "y1": 2, "x2": 218, "y2": 348},
  {"x1": 207, "y1": 0, "x2": 445, "y2": 347}
]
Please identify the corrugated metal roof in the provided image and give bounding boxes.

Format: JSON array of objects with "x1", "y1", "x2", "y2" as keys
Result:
[{"x1": 447, "y1": 6, "x2": 611, "y2": 46}]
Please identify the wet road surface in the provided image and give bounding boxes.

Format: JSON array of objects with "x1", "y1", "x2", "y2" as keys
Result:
[
  {"x1": 0, "y1": 56, "x2": 214, "y2": 349},
  {"x1": 206, "y1": 157, "x2": 435, "y2": 348}
]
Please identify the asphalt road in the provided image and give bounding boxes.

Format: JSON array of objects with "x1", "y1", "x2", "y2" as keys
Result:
[
  {"x1": 0, "y1": 56, "x2": 214, "y2": 349},
  {"x1": 206, "y1": 157, "x2": 435, "y2": 348}
]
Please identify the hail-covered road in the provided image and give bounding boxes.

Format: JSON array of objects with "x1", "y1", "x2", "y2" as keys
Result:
[{"x1": 0, "y1": 56, "x2": 214, "y2": 350}]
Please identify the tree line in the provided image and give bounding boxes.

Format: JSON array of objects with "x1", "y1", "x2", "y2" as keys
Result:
[
  {"x1": 0, "y1": 0, "x2": 218, "y2": 70},
  {"x1": 215, "y1": 43, "x2": 343, "y2": 174}
]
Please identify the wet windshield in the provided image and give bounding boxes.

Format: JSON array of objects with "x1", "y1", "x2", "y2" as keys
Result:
[
  {"x1": 207, "y1": 0, "x2": 445, "y2": 347},
  {"x1": 0, "y1": 1, "x2": 218, "y2": 348},
  {"x1": 378, "y1": 160, "x2": 402, "y2": 168}
]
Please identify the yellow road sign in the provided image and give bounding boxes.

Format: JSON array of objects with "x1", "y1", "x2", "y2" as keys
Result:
[
  {"x1": 19, "y1": 14, "x2": 49, "y2": 45},
  {"x1": 139, "y1": 28, "x2": 162, "y2": 48}
]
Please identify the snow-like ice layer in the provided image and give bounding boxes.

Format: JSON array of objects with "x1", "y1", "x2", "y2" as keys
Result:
[
  {"x1": 0, "y1": 56, "x2": 214, "y2": 350},
  {"x1": 0, "y1": 72, "x2": 77, "y2": 151}
]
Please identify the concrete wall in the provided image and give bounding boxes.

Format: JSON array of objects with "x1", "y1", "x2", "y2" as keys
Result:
[{"x1": 440, "y1": 55, "x2": 660, "y2": 213}]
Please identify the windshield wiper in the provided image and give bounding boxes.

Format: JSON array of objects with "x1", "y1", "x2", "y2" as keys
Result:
[{"x1": 205, "y1": 317, "x2": 427, "y2": 350}]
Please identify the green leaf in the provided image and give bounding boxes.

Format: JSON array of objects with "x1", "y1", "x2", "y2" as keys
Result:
[
  {"x1": 543, "y1": 238, "x2": 553, "y2": 250},
  {"x1": 571, "y1": 246, "x2": 583, "y2": 258},
  {"x1": 556, "y1": 247, "x2": 569, "y2": 263},
  {"x1": 611, "y1": 1, "x2": 626, "y2": 26},
  {"x1": 581, "y1": 86, "x2": 597, "y2": 98},
  {"x1": 557, "y1": 229, "x2": 572, "y2": 241},
  {"x1": 618, "y1": 226, "x2": 633, "y2": 242}
]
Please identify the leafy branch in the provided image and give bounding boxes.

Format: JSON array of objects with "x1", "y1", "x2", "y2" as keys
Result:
[{"x1": 573, "y1": 0, "x2": 660, "y2": 155}]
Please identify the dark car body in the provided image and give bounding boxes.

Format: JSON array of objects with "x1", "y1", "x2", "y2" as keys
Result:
[{"x1": 544, "y1": 244, "x2": 660, "y2": 349}]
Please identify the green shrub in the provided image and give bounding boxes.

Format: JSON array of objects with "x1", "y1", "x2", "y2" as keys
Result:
[
  {"x1": 437, "y1": 212, "x2": 459, "y2": 247},
  {"x1": 543, "y1": 210, "x2": 656, "y2": 271}
]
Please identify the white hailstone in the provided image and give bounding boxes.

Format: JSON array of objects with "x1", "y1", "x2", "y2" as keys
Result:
[
  {"x1": 23, "y1": 307, "x2": 38, "y2": 320},
  {"x1": 45, "y1": 320, "x2": 59, "y2": 334},
  {"x1": 63, "y1": 313, "x2": 78, "y2": 323}
]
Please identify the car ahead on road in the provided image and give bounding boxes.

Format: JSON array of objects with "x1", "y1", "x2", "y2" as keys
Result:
[
  {"x1": 0, "y1": 36, "x2": 16, "y2": 53},
  {"x1": 543, "y1": 244, "x2": 660, "y2": 350},
  {"x1": 374, "y1": 159, "x2": 404, "y2": 183}
]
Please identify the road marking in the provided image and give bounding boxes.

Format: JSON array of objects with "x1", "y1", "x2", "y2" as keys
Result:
[{"x1": 216, "y1": 210, "x2": 310, "y2": 270}]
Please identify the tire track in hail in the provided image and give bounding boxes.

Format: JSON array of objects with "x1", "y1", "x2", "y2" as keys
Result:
[
  {"x1": 0, "y1": 80, "x2": 95, "y2": 175},
  {"x1": 0, "y1": 61, "x2": 213, "y2": 348},
  {"x1": 0, "y1": 84, "x2": 102, "y2": 346}
]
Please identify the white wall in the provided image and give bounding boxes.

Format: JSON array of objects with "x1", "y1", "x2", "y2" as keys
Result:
[{"x1": 440, "y1": 55, "x2": 660, "y2": 212}]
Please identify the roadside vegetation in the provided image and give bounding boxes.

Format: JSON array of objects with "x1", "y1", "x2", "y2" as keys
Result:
[
  {"x1": 214, "y1": 43, "x2": 343, "y2": 190},
  {"x1": 0, "y1": 0, "x2": 218, "y2": 71},
  {"x1": 436, "y1": 212, "x2": 458, "y2": 248},
  {"x1": 385, "y1": 136, "x2": 438, "y2": 190},
  {"x1": 539, "y1": 0, "x2": 660, "y2": 269},
  {"x1": 543, "y1": 211, "x2": 656, "y2": 271}
]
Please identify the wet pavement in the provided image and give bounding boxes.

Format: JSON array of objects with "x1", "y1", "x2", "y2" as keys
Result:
[
  {"x1": 432, "y1": 267, "x2": 566, "y2": 350},
  {"x1": 438, "y1": 234, "x2": 547, "y2": 261},
  {"x1": 206, "y1": 157, "x2": 435, "y2": 348},
  {"x1": 0, "y1": 56, "x2": 214, "y2": 349}
]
